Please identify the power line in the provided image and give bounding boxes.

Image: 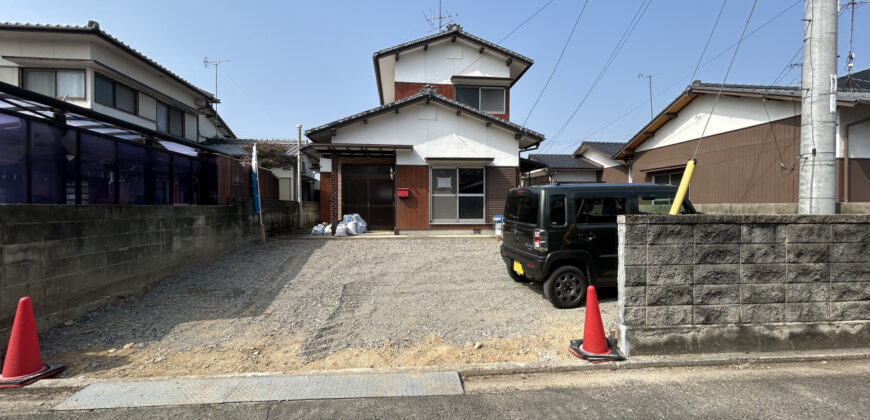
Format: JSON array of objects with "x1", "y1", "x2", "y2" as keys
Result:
[
  {"x1": 540, "y1": 0, "x2": 653, "y2": 153},
  {"x1": 454, "y1": 0, "x2": 556, "y2": 77},
  {"x1": 691, "y1": 0, "x2": 759, "y2": 160},
  {"x1": 522, "y1": 0, "x2": 590, "y2": 127},
  {"x1": 559, "y1": 0, "x2": 801, "y2": 152},
  {"x1": 691, "y1": 0, "x2": 728, "y2": 82}
]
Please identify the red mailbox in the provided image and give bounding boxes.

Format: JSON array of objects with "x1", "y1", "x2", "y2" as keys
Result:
[{"x1": 397, "y1": 188, "x2": 410, "y2": 198}]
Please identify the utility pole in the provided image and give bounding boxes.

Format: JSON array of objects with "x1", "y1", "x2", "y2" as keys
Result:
[
  {"x1": 637, "y1": 73, "x2": 657, "y2": 120},
  {"x1": 798, "y1": 0, "x2": 838, "y2": 214},
  {"x1": 297, "y1": 124, "x2": 303, "y2": 230}
]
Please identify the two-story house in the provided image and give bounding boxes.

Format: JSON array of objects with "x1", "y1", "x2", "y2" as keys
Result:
[
  {"x1": 306, "y1": 24, "x2": 545, "y2": 231},
  {"x1": 0, "y1": 21, "x2": 234, "y2": 142},
  {"x1": 0, "y1": 21, "x2": 239, "y2": 206}
]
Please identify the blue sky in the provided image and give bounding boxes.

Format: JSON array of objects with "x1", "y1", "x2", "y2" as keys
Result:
[{"x1": 3, "y1": 0, "x2": 869, "y2": 154}]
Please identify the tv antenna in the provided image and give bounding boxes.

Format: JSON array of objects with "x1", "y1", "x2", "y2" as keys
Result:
[
  {"x1": 203, "y1": 57, "x2": 230, "y2": 110},
  {"x1": 422, "y1": 0, "x2": 458, "y2": 32},
  {"x1": 637, "y1": 73, "x2": 660, "y2": 120}
]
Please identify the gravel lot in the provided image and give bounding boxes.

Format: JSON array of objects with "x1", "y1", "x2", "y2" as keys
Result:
[{"x1": 39, "y1": 237, "x2": 618, "y2": 379}]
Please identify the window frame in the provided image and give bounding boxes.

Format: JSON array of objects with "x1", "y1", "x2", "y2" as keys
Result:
[
  {"x1": 156, "y1": 100, "x2": 185, "y2": 137},
  {"x1": 454, "y1": 85, "x2": 506, "y2": 114},
  {"x1": 94, "y1": 73, "x2": 138, "y2": 115},
  {"x1": 21, "y1": 68, "x2": 86, "y2": 100},
  {"x1": 429, "y1": 166, "x2": 486, "y2": 224}
]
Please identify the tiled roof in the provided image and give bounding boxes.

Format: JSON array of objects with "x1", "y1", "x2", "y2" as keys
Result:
[
  {"x1": 580, "y1": 141, "x2": 626, "y2": 157},
  {"x1": 202, "y1": 138, "x2": 304, "y2": 158},
  {"x1": 373, "y1": 24, "x2": 533, "y2": 64},
  {"x1": 692, "y1": 80, "x2": 870, "y2": 103},
  {"x1": 0, "y1": 21, "x2": 218, "y2": 102},
  {"x1": 528, "y1": 154, "x2": 601, "y2": 170},
  {"x1": 839, "y1": 68, "x2": 870, "y2": 91},
  {"x1": 305, "y1": 86, "x2": 545, "y2": 146}
]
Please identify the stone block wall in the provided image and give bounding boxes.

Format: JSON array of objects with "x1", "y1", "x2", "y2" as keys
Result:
[
  {"x1": 618, "y1": 214, "x2": 870, "y2": 356},
  {"x1": 0, "y1": 199, "x2": 295, "y2": 342}
]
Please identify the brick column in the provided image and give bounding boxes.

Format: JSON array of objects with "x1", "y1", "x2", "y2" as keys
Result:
[{"x1": 330, "y1": 157, "x2": 339, "y2": 231}]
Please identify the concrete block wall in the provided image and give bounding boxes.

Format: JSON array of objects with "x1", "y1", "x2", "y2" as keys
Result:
[
  {"x1": 617, "y1": 214, "x2": 870, "y2": 356},
  {"x1": 0, "y1": 199, "x2": 296, "y2": 342}
]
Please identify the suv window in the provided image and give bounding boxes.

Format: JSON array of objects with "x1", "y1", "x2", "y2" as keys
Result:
[
  {"x1": 575, "y1": 197, "x2": 627, "y2": 224},
  {"x1": 637, "y1": 194, "x2": 688, "y2": 214},
  {"x1": 505, "y1": 194, "x2": 539, "y2": 224},
  {"x1": 550, "y1": 195, "x2": 566, "y2": 226}
]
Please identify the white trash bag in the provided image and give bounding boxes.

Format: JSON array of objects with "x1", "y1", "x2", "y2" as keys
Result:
[
  {"x1": 347, "y1": 220, "x2": 360, "y2": 235},
  {"x1": 311, "y1": 224, "x2": 325, "y2": 236},
  {"x1": 334, "y1": 221, "x2": 349, "y2": 237},
  {"x1": 324, "y1": 223, "x2": 333, "y2": 235},
  {"x1": 352, "y1": 214, "x2": 368, "y2": 233}
]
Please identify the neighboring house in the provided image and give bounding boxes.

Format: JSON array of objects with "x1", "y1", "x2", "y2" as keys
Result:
[
  {"x1": 306, "y1": 24, "x2": 544, "y2": 230},
  {"x1": 0, "y1": 21, "x2": 234, "y2": 142},
  {"x1": 203, "y1": 138, "x2": 320, "y2": 201},
  {"x1": 0, "y1": 21, "x2": 245, "y2": 206},
  {"x1": 611, "y1": 71, "x2": 870, "y2": 210},
  {"x1": 523, "y1": 142, "x2": 627, "y2": 185},
  {"x1": 573, "y1": 141, "x2": 629, "y2": 183},
  {"x1": 525, "y1": 154, "x2": 600, "y2": 185}
]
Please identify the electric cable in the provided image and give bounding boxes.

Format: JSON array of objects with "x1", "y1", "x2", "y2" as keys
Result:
[
  {"x1": 691, "y1": 0, "x2": 759, "y2": 160},
  {"x1": 539, "y1": 0, "x2": 653, "y2": 153},
  {"x1": 522, "y1": 0, "x2": 590, "y2": 127}
]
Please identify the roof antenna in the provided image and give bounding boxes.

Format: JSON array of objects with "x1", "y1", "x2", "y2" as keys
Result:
[
  {"x1": 203, "y1": 57, "x2": 229, "y2": 111},
  {"x1": 422, "y1": 0, "x2": 459, "y2": 32}
]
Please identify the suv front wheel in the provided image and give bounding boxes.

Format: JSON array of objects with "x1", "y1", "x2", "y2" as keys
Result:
[{"x1": 543, "y1": 266, "x2": 587, "y2": 308}]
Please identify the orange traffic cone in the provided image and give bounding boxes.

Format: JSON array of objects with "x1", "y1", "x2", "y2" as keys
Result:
[
  {"x1": 568, "y1": 286, "x2": 624, "y2": 362},
  {"x1": 0, "y1": 297, "x2": 65, "y2": 388}
]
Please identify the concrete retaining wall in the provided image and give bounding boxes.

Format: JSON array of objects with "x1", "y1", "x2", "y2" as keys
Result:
[
  {"x1": 0, "y1": 199, "x2": 296, "y2": 341},
  {"x1": 302, "y1": 201, "x2": 320, "y2": 228},
  {"x1": 693, "y1": 202, "x2": 870, "y2": 215},
  {"x1": 617, "y1": 214, "x2": 870, "y2": 356}
]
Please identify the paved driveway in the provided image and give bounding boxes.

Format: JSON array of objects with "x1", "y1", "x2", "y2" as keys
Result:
[{"x1": 40, "y1": 237, "x2": 618, "y2": 378}]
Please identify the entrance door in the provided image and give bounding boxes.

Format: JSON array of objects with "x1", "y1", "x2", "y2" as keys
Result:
[{"x1": 342, "y1": 164, "x2": 394, "y2": 229}]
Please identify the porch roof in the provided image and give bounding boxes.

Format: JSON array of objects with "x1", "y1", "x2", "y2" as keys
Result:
[{"x1": 310, "y1": 143, "x2": 413, "y2": 158}]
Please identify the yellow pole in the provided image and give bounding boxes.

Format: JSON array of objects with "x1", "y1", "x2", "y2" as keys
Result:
[{"x1": 669, "y1": 159, "x2": 696, "y2": 215}]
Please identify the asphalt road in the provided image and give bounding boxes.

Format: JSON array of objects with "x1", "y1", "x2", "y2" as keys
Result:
[{"x1": 8, "y1": 359, "x2": 869, "y2": 419}]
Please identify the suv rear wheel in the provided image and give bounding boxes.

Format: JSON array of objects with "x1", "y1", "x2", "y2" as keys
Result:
[{"x1": 543, "y1": 266, "x2": 587, "y2": 308}]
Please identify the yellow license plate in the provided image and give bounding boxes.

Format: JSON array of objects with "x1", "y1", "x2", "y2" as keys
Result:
[{"x1": 513, "y1": 260, "x2": 524, "y2": 275}]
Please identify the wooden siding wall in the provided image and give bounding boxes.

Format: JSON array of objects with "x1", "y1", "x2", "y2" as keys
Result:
[
  {"x1": 631, "y1": 116, "x2": 800, "y2": 204},
  {"x1": 217, "y1": 155, "x2": 279, "y2": 205},
  {"x1": 838, "y1": 158, "x2": 870, "y2": 202},
  {"x1": 486, "y1": 166, "x2": 518, "y2": 220},
  {"x1": 395, "y1": 165, "x2": 429, "y2": 229},
  {"x1": 600, "y1": 166, "x2": 629, "y2": 183},
  {"x1": 320, "y1": 172, "x2": 331, "y2": 223}
]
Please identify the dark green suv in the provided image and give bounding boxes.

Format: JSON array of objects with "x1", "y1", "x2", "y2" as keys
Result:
[{"x1": 500, "y1": 183, "x2": 697, "y2": 308}]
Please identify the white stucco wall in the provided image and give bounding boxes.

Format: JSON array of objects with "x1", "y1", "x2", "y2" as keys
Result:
[
  {"x1": 394, "y1": 39, "x2": 509, "y2": 84},
  {"x1": 331, "y1": 102, "x2": 519, "y2": 166},
  {"x1": 581, "y1": 149, "x2": 622, "y2": 168},
  {"x1": 637, "y1": 95, "x2": 800, "y2": 152},
  {"x1": 552, "y1": 170, "x2": 597, "y2": 183},
  {"x1": 0, "y1": 30, "x2": 230, "y2": 142},
  {"x1": 837, "y1": 105, "x2": 870, "y2": 158}
]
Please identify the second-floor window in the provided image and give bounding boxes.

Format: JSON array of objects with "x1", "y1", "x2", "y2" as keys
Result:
[
  {"x1": 22, "y1": 69, "x2": 85, "y2": 100},
  {"x1": 156, "y1": 101, "x2": 184, "y2": 138},
  {"x1": 94, "y1": 74, "x2": 137, "y2": 114},
  {"x1": 455, "y1": 86, "x2": 505, "y2": 114}
]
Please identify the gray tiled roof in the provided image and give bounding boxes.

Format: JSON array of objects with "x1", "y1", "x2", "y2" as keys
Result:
[
  {"x1": 581, "y1": 141, "x2": 626, "y2": 157},
  {"x1": 528, "y1": 154, "x2": 601, "y2": 170},
  {"x1": 0, "y1": 21, "x2": 217, "y2": 102},
  {"x1": 840, "y1": 68, "x2": 870, "y2": 91},
  {"x1": 373, "y1": 25, "x2": 533, "y2": 64},
  {"x1": 692, "y1": 80, "x2": 870, "y2": 103},
  {"x1": 305, "y1": 86, "x2": 545, "y2": 144}
]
